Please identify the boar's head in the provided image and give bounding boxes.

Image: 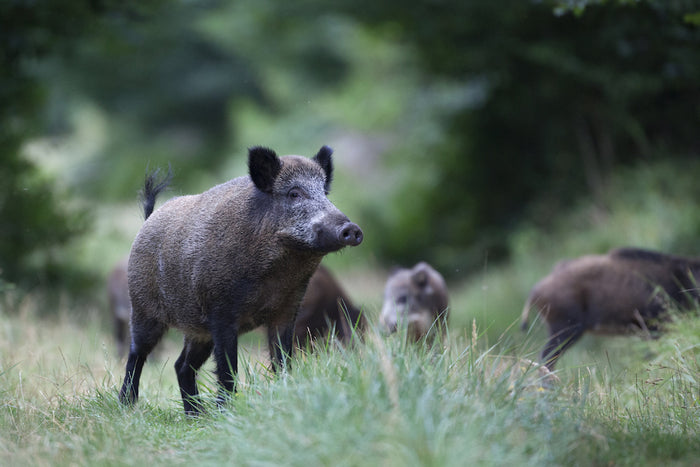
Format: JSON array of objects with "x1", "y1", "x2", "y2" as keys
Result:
[{"x1": 248, "y1": 145, "x2": 363, "y2": 253}]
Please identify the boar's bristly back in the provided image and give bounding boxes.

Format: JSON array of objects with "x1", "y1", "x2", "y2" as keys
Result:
[{"x1": 140, "y1": 166, "x2": 173, "y2": 220}]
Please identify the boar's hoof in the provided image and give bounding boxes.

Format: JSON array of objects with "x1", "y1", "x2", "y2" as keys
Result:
[{"x1": 340, "y1": 222, "x2": 363, "y2": 246}]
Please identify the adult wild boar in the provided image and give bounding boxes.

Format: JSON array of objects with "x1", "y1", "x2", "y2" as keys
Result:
[
  {"x1": 522, "y1": 247, "x2": 700, "y2": 369},
  {"x1": 119, "y1": 146, "x2": 363, "y2": 415},
  {"x1": 107, "y1": 256, "x2": 131, "y2": 357},
  {"x1": 294, "y1": 265, "x2": 365, "y2": 348},
  {"x1": 379, "y1": 262, "x2": 449, "y2": 341}
]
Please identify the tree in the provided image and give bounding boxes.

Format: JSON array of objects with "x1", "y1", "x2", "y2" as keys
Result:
[
  {"x1": 0, "y1": 0, "x2": 163, "y2": 286},
  {"x1": 339, "y1": 0, "x2": 700, "y2": 273}
]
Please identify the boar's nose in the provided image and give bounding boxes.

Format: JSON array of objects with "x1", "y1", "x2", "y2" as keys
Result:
[{"x1": 339, "y1": 222, "x2": 363, "y2": 246}]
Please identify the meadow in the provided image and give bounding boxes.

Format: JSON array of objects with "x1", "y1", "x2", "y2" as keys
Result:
[
  {"x1": 1, "y1": 160, "x2": 700, "y2": 466},
  {"x1": 0, "y1": 294, "x2": 698, "y2": 466}
]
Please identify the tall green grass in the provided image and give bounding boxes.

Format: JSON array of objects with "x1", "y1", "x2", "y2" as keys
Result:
[
  {"x1": 1, "y1": 298, "x2": 698, "y2": 466},
  {"x1": 2, "y1": 160, "x2": 699, "y2": 465}
]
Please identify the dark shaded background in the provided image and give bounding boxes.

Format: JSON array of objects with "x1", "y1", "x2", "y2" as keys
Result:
[{"x1": 2, "y1": 0, "x2": 699, "y2": 291}]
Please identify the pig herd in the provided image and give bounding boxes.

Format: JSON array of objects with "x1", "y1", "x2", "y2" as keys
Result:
[{"x1": 110, "y1": 145, "x2": 698, "y2": 415}]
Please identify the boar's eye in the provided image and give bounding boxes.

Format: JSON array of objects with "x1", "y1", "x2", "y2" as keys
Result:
[
  {"x1": 395, "y1": 295, "x2": 408, "y2": 305},
  {"x1": 287, "y1": 187, "x2": 304, "y2": 200}
]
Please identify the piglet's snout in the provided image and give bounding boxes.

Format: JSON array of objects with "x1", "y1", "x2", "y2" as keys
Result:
[{"x1": 339, "y1": 222, "x2": 363, "y2": 246}]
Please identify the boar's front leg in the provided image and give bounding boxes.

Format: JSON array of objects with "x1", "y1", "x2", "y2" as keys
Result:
[
  {"x1": 541, "y1": 321, "x2": 584, "y2": 369},
  {"x1": 211, "y1": 321, "x2": 239, "y2": 407},
  {"x1": 267, "y1": 322, "x2": 295, "y2": 373},
  {"x1": 174, "y1": 338, "x2": 214, "y2": 415}
]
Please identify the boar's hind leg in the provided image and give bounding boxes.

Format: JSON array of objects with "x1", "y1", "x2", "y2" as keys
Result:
[
  {"x1": 268, "y1": 323, "x2": 295, "y2": 373},
  {"x1": 174, "y1": 338, "x2": 214, "y2": 415},
  {"x1": 119, "y1": 317, "x2": 167, "y2": 406},
  {"x1": 541, "y1": 322, "x2": 584, "y2": 370}
]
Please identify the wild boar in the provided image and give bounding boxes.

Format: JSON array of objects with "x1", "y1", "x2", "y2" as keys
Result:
[
  {"x1": 107, "y1": 256, "x2": 131, "y2": 357},
  {"x1": 294, "y1": 264, "x2": 365, "y2": 348},
  {"x1": 119, "y1": 146, "x2": 363, "y2": 415},
  {"x1": 521, "y1": 247, "x2": 700, "y2": 369},
  {"x1": 379, "y1": 262, "x2": 449, "y2": 341}
]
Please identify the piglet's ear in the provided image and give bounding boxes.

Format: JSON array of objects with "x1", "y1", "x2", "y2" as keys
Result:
[
  {"x1": 249, "y1": 146, "x2": 281, "y2": 193},
  {"x1": 412, "y1": 262, "x2": 430, "y2": 288},
  {"x1": 412, "y1": 269, "x2": 429, "y2": 288},
  {"x1": 313, "y1": 145, "x2": 334, "y2": 192}
]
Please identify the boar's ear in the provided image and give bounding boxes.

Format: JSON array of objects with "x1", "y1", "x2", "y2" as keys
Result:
[
  {"x1": 412, "y1": 263, "x2": 430, "y2": 288},
  {"x1": 313, "y1": 145, "x2": 334, "y2": 192},
  {"x1": 249, "y1": 146, "x2": 281, "y2": 193}
]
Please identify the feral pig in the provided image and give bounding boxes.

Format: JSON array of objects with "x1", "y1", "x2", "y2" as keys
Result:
[
  {"x1": 379, "y1": 262, "x2": 449, "y2": 341},
  {"x1": 294, "y1": 265, "x2": 365, "y2": 348},
  {"x1": 522, "y1": 247, "x2": 700, "y2": 369},
  {"x1": 107, "y1": 256, "x2": 131, "y2": 357},
  {"x1": 119, "y1": 146, "x2": 363, "y2": 415}
]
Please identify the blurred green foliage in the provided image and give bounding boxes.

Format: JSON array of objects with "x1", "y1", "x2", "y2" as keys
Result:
[
  {"x1": 0, "y1": 0, "x2": 163, "y2": 287},
  {"x1": 2, "y1": 0, "x2": 700, "y2": 290},
  {"x1": 0, "y1": 153, "x2": 88, "y2": 286},
  {"x1": 341, "y1": 0, "x2": 700, "y2": 274}
]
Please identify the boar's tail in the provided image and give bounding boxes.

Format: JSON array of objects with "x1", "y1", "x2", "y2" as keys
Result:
[{"x1": 140, "y1": 166, "x2": 173, "y2": 220}]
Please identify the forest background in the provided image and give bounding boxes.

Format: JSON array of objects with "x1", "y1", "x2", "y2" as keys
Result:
[{"x1": 2, "y1": 0, "x2": 700, "y2": 339}]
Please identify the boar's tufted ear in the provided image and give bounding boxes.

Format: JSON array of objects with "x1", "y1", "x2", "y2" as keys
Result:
[
  {"x1": 249, "y1": 146, "x2": 281, "y2": 193},
  {"x1": 313, "y1": 145, "x2": 334, "y2": 192}
]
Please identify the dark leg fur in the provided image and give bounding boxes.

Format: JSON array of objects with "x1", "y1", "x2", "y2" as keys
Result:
[
  {"x1": 541, "y1": 322, "x2": 584, "y2": 369},
  {"x1": 119, "y1": 353, "x2": 146, "y2": 405},
  {"x1": 174, "y1": 339, "x2": 214, "y2": 415},
  {"x1": 211, "y1": 324, "x2": 239, "y2": 407},
  {"x1": 119, "y1": 318, "x2": 167, "y2": 406},
  {"x1": 268, "y1": 323, "x2": 295, "y2": 373}
]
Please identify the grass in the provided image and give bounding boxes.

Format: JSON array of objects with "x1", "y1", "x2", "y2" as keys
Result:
[
  {"x1": 2, "y1": 160, "x2": 700, "y2": 465},
  {"x1": 1, "y1": 294, "x2": 698, "y2": 466}
]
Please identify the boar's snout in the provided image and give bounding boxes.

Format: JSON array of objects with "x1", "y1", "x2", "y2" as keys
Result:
[
  {"x1": 312, "y1": 218, "x2": 363, "y2": 252},
  {"x1": 340, "y1": 222, "x2": 363, "y2": 247}
]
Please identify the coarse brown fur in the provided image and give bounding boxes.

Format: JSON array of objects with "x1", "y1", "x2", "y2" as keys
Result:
[
  {"x1": 522, "y1": 247, "x2": 700, "y2": 368},
  {"x1": 119, "y1": 146, "x2": 363, "y2": 415},
  {"x1": 379, "y1": 262, "x2": 449, "y2": 342},
  {"x1": 294, "y1": 265, "x2": 365, "y2": 348}
]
